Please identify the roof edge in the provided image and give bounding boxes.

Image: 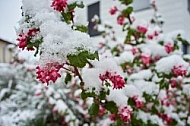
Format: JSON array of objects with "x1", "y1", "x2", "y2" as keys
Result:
[{"x1": 0, "y1": 38, "x2": 15, "y2": 45}]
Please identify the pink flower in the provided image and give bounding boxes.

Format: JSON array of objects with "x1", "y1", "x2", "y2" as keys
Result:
[
  {"x1": 51, "y1": 0, "x2": 67, "y2": 12},
  {"x1": 154, "y1": 56, "x2": 160, "y2": 61},
  {"x1": 98, "y1": 42, "x2": 104, "y2": 49},
  {"x1": 17, "y1": 28, "x2": 39, "y2": 51},
  {"x1": 61, "y1": 121, "x2": 68, "y2": 126},
  {"x1": 147, "y1": 34, "x2": 154, "y2": 40},
  {"x1": 109, "y1": 6, "x2": 118, "y2": 15},
  {"x1": 132, "y1": 95, "x2": 144, "y2": 109},
  {"x1": 127, "y1": 68, "x2": 134, "y2": 75},
  {"x1": 109, "y1": 114, "x2": 116, "y2": 121},
  {"x1": 52, "y1": 107, "x2": 58, "y2": 113},
  {"x1": 117, "y1": 16, "x2": 125, "y2": 25},
  {"x1": 17, "y1": 33, "x2": 28, "y2": 50},
  {"x1": 141, "y1": 54, "x2": 151, "y2": 65},
  {"x1": 158, "y1": 113, "x2": 172, "y2": 125},
  {"x1": 137, "y1": 26, "x2": 147, "y2": 34},
  {"x1": 131, "y1": 47, "x2": 138, "y2": 55},
  {"x1": 170, "y1": 77, "x2": 183, "y2": 88},
  {"x1": 35, "y1": 92, "x2": 42, "y2": 96},
  {"x1": 172, "y1": 65, "x2": 187, "y2": 77},
  {"x1": 118, "y1": 106, "x2": 132, "y2": 122},
  {"x1": 154, "y1": 30, "x2": 160, "y2": 36},
  {"x1": 36, "y1": 62, "x2": 63, "y2": 85},
  {"x1": 131, "y1": 16, "x2": 136, "y2": 23},
  {"x1": 98, "y1": 105, "x2": 105, "y2": 116},
  {"x1": 161, "y1": 99, "x2": 170, "y2": 107},
  {"x1": 164, "y1": 43, "x2": 174, "y2": 54},
  {"x1": 27, "y1": 28, "x2": 39, "y2": 36},
  {"x1": 135, "y1": 100, "x2": 144, "y2": 109},
  {"x1": 170, "y1": 78, "x2": 177, "y2": 88},
  {"x1": 99, "y1": 71, "x2": 125, "y2": 89}
]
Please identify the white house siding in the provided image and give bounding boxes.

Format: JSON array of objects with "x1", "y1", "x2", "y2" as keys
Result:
[
  {"x1": 78, "y1": 0, "x2": 190, "y2": 41},
  {"x1": 182, "y1": 0, "x2": 190, "y2": 41},
  {"x1": 156, "y1": 0, "x2": 190, "y2": 41}
]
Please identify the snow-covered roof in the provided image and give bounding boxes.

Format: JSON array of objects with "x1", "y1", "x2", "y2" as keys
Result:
[{"x1": 0, "y1": 38, "x2": 15, "y2": 44}]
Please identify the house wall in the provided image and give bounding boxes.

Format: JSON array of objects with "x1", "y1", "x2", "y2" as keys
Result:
[
  {"x1": 182, "y1": 0, "x2": 190, "y2": 41},
  {"x1": 79, "y1": 0, "x2": 190, "y2": 41},
  {"x1": 0, "y1": 40, "x2": 12, "y2": 63}
]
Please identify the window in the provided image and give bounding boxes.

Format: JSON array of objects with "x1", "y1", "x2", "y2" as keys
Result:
[
  {"x1": 133, "y1": 0, "x2": 150, "y2": 11},
  {"x1": 182, "y1": 43, "x2": 190, "y2": 54},
  {"x1": 88, "y1": 2, "x2": 100, "y2": 36}
]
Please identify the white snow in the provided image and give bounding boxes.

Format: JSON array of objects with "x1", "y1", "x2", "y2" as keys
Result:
[{"x1": 155, "y1": 55, "x2": 189, "y2": 74}]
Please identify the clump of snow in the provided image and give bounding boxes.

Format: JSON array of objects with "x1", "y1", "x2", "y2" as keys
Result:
[
  {"x1": 97, "y1": 24, "x2": 105, "y2": 32},
  {"x1": 91, "y1": 14, "x2": 99, "y2": 22},
  {"x1": 136, "y1": 110, "x2": 164, "y2": 126},
  {"x1": 133, "y1": 80, "x2": 159, "y2": 95},
  {"x1": 114, "y1": 51, "x2": 134, "y2": 64},
  {"x1": 22, "y1": 0, "x2": 52, "y2": 16},
  {"x1": 128, "y1": 69, "x2": 152, "y2": 83},
  {"x1": 53, "y1": 99, "x2": 68, "y2": 113},
  {"x1": 107, "y1": 88, "x2": 127, "y2": 107},
  {"x1": 74, "y1": 14, "x2": 89, "y2": 26},
  {"x1": 18, "y1": 0, "x2": 96, "y2": 67},
  {"x1": 182, "y1": 84, "x2": 190, "y2": 96},
  {"x1": 183, "y1": 54, "x2": 190, "y2": 60},
  {"x1": 82, "y1": 68, "x2": 102, "y2": 93},
  {"x1": 155, "y1": 55, "x2": 189, "y2": 74},
  {"x1": 97, "y1": 118, "x2": 114, "y2": 126},
  {"x1": 149, "y1": 114, "x2": 164, "y2": 126},
  {"x1": 188, "y1": 116, "x2": 190, "y2": 125},
  {"x1": 39, "y1": 20, "x2": 95, "y2": 66},
  {"x1": 93, "y1": 58, "x2": 124, "y2": 76},
  {"x1": 166, "y1": 30, "x2": 186, "y2": 41},
  {"x1": 139, "y1": 42, "x2": 167, "y2": 57},
  {"x1": 123, "y1": 84, "x2": 142, "y2": 97}
]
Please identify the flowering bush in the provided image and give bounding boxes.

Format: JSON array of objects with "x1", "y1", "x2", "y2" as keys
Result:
[{"x1": 9, "y1": 0, "x2": 190, "y2": 125}]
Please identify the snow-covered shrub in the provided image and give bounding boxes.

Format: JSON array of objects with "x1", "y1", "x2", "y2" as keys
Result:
[{"x1": 2, "y1": 0, "x2": 190, "y2": 125}]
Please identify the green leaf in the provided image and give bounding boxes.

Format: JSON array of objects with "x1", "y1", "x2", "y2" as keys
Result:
[
  {"x1": 99, "y1": 90, "x2": 107, "y2": 100},
  {"x1": 67, "y1": 50, "x2": 99, "y2": 68},
  {"x1": 61, "y1": 12, "x2": 72, "y2": 24},
  {"x1": 177, "y1": 34, "x2": 189, "y2": 44},
  {"x1": 81, "y1": 90, "x2": 95, "y2": 100},
  {"x1": 153, "y1": 99, "x2": 160, "y2": 106},
  {"x1": 119, "y1": 0, "x2": 133, "y2": 5},
  {"x1": 126, "y1": 6, "x2": 133, "y2": 14},
  {"x1": 88, "y1": 103, "x2": 99, "y2": 116},
  {"x1": 151, "y1": 105, "x2": 158, "y2": 114},
  {"x1": 116, "y1": 118, "x2": 123, "y2": 126},
  {"x1": 122, "y1": 6, "x2": 133, "y2": 15},
  {"x1": 68, "y1": 3, "x2": 77, "y2": 10},
  {"x1": 81, "y1": 90, "x2": 88, "y2": 100},
  {"x1": 68, "y1": 2, "x2": 84, "y2": 10},
  {"x1": 105, "y1": 101, "x2": 118, "y2": 114},
  {"x1": 143, "y1": 92, "x2": 152, "y2": 102},
  {"x1": 75, "y1": 25, "x2": 88, "y2": 33},
  {"x1": 64, "y1": 73, "x2": 72, "y2": 84},
  {"x1": 76, "y1": 1, "x2": 84, "y2": 8},
  {"x1": 127, "y1": 0, "x2": 133, "y2": 4},
  {"x1": 128, "y1": 97, "x2": 135, "y2": 106},
  {"x1": 105, "y1": 82, "x2": 111, "y2": 87}
]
